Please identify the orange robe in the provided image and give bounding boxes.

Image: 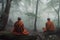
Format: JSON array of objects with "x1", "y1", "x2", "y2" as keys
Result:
[
  {"x1": 46, "y1": 21, "x2": 55, "y2": 31},
  {"x1": 12, "y1": 20, "x2": 29, "y2": 35}
]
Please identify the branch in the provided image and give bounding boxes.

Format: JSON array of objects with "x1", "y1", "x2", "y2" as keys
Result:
[
  {"x1": 48, "y1": 5, "x2": 58, "y2": 14},
  {"x1": 52, "y1": 6, "x2": 58, "y2": 14}
]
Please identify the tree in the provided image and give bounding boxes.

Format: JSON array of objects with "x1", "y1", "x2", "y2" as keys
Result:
[
  {"x1": 0, "y1": 0, "x2": 12, "y2": 31},
  {"x1": 1, "y1": 0, "x2": 4, "y2": 14},
  {"x1": 46, "y1": 0, "x2": 59, "y2": 27},
  {"x1": 34, "y1": 0, "x2": 39, "y2": 31}
]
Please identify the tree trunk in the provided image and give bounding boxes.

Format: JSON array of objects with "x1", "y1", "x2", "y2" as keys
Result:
[
  {"x1": 34, "y1": 0, "x2": 39, "y2": 31},
  {"x1": 0, "y1": 0, "x2": 12, "y2": 31},
  {"x1": 2, "y1": 0, "x2": 4, "y2": 14},
  {"x1": 58, "y1": 0, "x2": 60, "y2": 27}
]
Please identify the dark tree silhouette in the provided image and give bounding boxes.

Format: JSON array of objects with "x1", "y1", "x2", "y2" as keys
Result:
[
  {"x1": 0, "y1": 0, "x2": 12, "y2": 31},
  {"x1": 34, "y1": 0, "x2": 39, "y2": 31}
]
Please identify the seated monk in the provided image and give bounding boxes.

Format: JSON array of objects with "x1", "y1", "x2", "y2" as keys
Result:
[
  {"x1": 45, "y1": 18, "x2": 55, "y2": 32},
  {"x1": 12, "y1": 17, "x2": 29, "y2": 35}
]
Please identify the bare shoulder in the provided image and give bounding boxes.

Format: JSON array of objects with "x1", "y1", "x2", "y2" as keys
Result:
[
  {"x1": 51, "y1": 21, "x2": 53, "y2": 23},
  {"x1": 50, "y1": 21, "x2": 54, "y2": 24}
]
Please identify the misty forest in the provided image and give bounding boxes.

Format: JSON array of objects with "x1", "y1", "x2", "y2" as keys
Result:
[{"x1": 0, "y1": 0, "x2": 60, "y2": 40}]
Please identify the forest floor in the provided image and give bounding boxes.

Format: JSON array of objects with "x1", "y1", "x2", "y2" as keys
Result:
[{"x1": 0, "y1": 31, "x2": 60, "y2": 40}]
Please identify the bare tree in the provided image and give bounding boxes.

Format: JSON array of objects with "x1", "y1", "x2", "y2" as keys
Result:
[
  {"x1": 0, "y1": 0, "x2": 12, "y2": 31},
  {"x1": 34, "y1": 0, "x2": 39, "y2": 31}
]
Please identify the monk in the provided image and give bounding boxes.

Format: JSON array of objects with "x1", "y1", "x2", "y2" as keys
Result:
[
  {"x1": 44, "y1": 18, "x2": 55, "y2": 38},
  {"x1": 12, "y1": 17, "x2": 29, "y2": 35},
  {"x1": 46, "y1": 18, "x2": 55, "y2": 32}
]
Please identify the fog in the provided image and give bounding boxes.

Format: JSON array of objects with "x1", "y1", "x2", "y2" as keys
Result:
[{"x1": 0, "y1": 0, "x2": 60, "y2": 32}]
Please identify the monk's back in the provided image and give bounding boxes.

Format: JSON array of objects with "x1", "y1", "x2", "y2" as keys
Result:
[
  {"x1": 13, "y1": 20, "x2": 24, "y2": 33},
  {"x1": 46, "y1": 21, "x2": 55, "y2": 31}
]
